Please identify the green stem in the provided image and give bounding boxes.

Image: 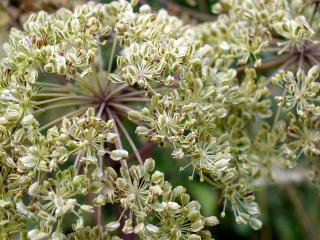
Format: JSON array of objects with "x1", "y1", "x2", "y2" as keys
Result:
[
  {"x1": 106, "y1": 107, "x2": 128, "y2": 168},
  {"x1": 74, "y1": 75, "x2": 101, "y2": 97},
  {"x1": 113, "y1": 114, "x2": 143, "y2": 165},
  {"x1": 108, "y1": 36, "x2": 118, "y2": 74},
  {"x1": 33, "y1": 101, "x2": 90, "y2": 115},
  {"x1": 108, "y1": 102, "x2": 136, "y2": 113},
  {"x1": 272, "y1": 89, "x2": 287, "y2": 130},
  {"x1": 33, "y1": 96, "x2": 92, "y2": 106},
  {"x1": 39, "y1": 107, "x2": 87, "y2": 131},
  {"x1": 105, "y1": 84, "x2": 129, "y2": 101},
  {"x1": 237, "y1": 53, "x2": 292, "y2": 73},
  {"x1": 33, "y1": 93, "x2": 71, "y2": 98},
  {"x1": 113, "y1": 97, "x2": 150, "y2": 102}
]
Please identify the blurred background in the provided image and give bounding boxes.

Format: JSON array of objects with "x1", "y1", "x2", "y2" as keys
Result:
[{"x1": 1, "y1": 1, "x2": 319, "y2": 239}]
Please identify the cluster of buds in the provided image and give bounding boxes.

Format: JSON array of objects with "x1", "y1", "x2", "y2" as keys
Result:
[{"x1": 1, "y1": 0, "x2": 320, "y2": 238}]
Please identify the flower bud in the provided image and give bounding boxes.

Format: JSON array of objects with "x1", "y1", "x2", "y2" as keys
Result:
[
  {"x1": 52, "y1": 231, "x2": 64, "y2": 240},
  {"x1": 71, "y1": 18, "x2": 81, "y2": 32},
  {"x1": 236, "y1": 216, "x2": 247, "y2": 225},
  {"x1": 172, "y1": 148, "x2": 184, "y2": 159},
  {"x1": 106, "y1": 132, "x2": 117, "y2": 143},
  {"x1": 249, "y1": 217, "x2": 262, "y2": 230},
  {"x1": 115, "y1": 178, "x2": 127, "y2": 189},
  {"x1": 21, "y1": 114, "x2": 39, "y2": 127},
  {"x1": 106, "y1": 221, "x2": 120, "y2": 232},
  {"x1": 140, "y1": 5, "x2": 151, "y2": 13},
  {"x1": 129, "y1": 166, "x2": 142, "y2": 180},
  {"x1": 135, "y1": 126, "x2": 149, "y2": 136},
  {"x1": 181, "y1": 193, "x2": 190, "y2": 205},
  {"x1": 134, "y1": 223, "x2": 145, "y2": 234},
  {"x1": 105, "y1": 167, "x2": 117, "y2": 179},
  {"x1": 188, "y1": 210, "x2": 201, "y2": 222},
  {"x1": 44, "y1": 63, "x2": 54, "y2": 73},
  {"x1": 131, "y1": 0, "x2": 139, "y2": 7},
  {"x1": 28, "y1": 181, "x2": 40, "y2": 196},
  {"x1": 93, "y1": 194, "x2": 107, "y2": 205},
  {"x1": 110, "y1": 149, "x2": 128, "y2": 161},
  {"x1": 164, "y1": 75, "x2": 175, "y2": 86},
  {"x1": 182, "y1": 103, "x2": 196, "y2": 113},
  {"x1": 123, "y1": 219, "x2": 133, "y2": 234},
  {"x1": 13, "y1": 128, "x2": 25, "y2": 144},
  {"x1": 28, "y1": 230, "x2": 50, "y2": 240},
  {"x1": 167, "y1": 201, "x2": 180, "y2": 211},
  {"x1": 80, "y1": 205, "x2": 94, "y2": 213},
  {"x1": 144, "y1": 158, "x2": 155, "y2": 172},
  {"x1": 5, "y1": 108, "x2": 20, "y2": 121},
  {"x1": 205, "y1": 216, "x2": 219, "y2": 226},
  {"x1": 128, "y1": 110, "x2": 144, "y2": 122},
  {"x1": 55, "y1": 56, "x2": 67, "y2": 75},
  {"x1": 188, "y1": 234, "x2": 201, "y2": 240},
  {"x1": 146, "y1": 224, "x2": 159, "y2": 233},
  {"x1": 151, "y1": 171, "x2": 164, "y2": 184},
  {"x1": 191, "y1": 220, "x2": 204, "y2": 232}
]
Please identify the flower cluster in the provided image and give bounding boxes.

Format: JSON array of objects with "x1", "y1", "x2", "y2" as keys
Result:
[
  {"x1": 0, "y1": 1, "x2": 220, "y2": 239},
  {"x1": 98, "y1": 158, "x2": 219, "y2": 239},
  {"x1": 1, "y1": 0, "x2": 320, "y2": 238}
]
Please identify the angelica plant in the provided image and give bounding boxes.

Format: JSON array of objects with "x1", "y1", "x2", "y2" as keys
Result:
[{"x1": 0, "y1": 0, "x2": 320, "y2": 239}]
